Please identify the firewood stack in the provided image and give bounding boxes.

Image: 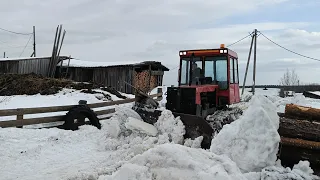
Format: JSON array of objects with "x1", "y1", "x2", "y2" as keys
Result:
[{"x1": 278, "y1": 104, "x2": 320, "y2": 173}]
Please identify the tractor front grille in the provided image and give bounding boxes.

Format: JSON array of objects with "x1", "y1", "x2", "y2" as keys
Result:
[{"x1": 166, "y1": 87, "x2": 196, "y2": 115}]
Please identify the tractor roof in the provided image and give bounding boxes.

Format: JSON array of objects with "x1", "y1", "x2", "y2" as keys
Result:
[{"x1": 179, "y1": 48, "x2": 238, "y2": 59}]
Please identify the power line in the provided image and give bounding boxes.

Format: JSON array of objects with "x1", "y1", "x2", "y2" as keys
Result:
[
  {"x1": 259, "y1": 31, "x2": 320, "y2": 62},
  {"x1": 0, "y1": 44, "x2": 32, "y2": 49},
  {"x1": 19, "y1": 35, "x2": 33, "y2": 57},
  {"x1": 0, "y1": 27, "x2": 33, "y2": 35},
  {"x1": 226, "y1": 32, "x2": 253, "y2": 47},
  {"x1": 170, "y1": 65, "x2": 179, "y2": 71}
]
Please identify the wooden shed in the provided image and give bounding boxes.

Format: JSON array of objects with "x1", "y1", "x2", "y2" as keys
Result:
[
  {"x1": 56, "y1": 59, "x2": 169, "y2": 94},
  {"x1": 0, "y1": 56, "x2": 70, "y2": 76}
]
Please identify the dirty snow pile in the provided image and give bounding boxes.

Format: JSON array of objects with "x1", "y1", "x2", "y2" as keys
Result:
[
  {"x1": 210, "y1": 94, "x2": 318, "y2": 180},
  {"x1": 102, "y1": 94, "x2": 318, "y2": 180},
  {"x1": 211, "y1": 95, "x2": 280, "y2": 173},
  {"x1": 102, "y1": 143, "x2": 248, "y2": 180},
  {"x1": 0, "y1": 94, "x2": 319, "y2": 179}
]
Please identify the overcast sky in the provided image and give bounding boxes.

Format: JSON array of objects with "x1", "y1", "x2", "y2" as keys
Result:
[{"x1": 1, "y1": 0, "x2": 320, "y2": 86}]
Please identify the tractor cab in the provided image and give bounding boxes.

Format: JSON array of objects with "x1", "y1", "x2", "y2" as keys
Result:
[
  {"x1": 166, "y1": 44, "x2": 240, "y2": 117},
  {"x1": 179, "y1": 44, "x2": 238, "y2": 88}
]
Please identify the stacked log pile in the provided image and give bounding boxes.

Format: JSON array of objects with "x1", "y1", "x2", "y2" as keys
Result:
[{"x1": 278, "y1": 104, "x2": 320, "y2": 174}]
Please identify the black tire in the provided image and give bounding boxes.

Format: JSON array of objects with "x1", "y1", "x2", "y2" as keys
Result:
[{"x1": 62, "y1": 105, "x2": 101, "y2": 130}]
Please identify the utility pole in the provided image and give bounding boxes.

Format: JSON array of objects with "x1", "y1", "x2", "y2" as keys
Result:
[
  {"x1": 241, "y1": 31, "x2": 255, "y2": 95},
  {"x1": 33, "y1": 26, "x2": 36, "y2": 57},
  {"x1": 252, "y1": 29, "x2": 258, "y2": 95}
]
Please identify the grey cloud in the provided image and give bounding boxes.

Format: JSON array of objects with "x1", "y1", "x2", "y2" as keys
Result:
[{"x1": 0, "y1": 0, "x2": 317, "y2": 86}]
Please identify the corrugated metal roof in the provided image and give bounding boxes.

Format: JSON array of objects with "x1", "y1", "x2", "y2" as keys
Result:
[
  {"x1": 57, "y1": 59, "x2": 169, "y2": 71},
  {"x1": 57, "y1": 59, "x2": 141, "y2": 67},
  {"x1": 0, "y1": 56, "x2": 71, "y2": 62}
]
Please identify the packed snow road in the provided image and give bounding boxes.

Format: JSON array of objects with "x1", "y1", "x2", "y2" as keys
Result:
[{"x1": 0, "y1": 88, "x2": 319, "y2": 179}]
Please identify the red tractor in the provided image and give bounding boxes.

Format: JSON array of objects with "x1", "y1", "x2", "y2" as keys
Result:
[
  {"x1": 134, "y1": 44, "x2": 242, "y2": 148},
  {"x1": 167, "y1": 44, "x2": 241, "y2": 117}
]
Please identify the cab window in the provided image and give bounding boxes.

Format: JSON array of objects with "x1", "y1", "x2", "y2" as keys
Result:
[{"x1": 229, "y1": 57, "x2": 234, "y2": 84}]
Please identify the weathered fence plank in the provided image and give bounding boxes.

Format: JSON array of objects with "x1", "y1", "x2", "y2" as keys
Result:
[
  {"x1": 0, "y1": 93, "x2": 162, "y2": 116},
  {"x1": 95, "y1": 108, "x2": 116, "y2": 116},
  {"x1": 0, "y1": 90, "x2": 163, "y2": 128}
]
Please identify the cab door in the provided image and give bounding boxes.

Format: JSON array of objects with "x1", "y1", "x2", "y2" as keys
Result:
[
  {"x1": 228, "y1": 56, "x2": 240, "y2": 103},
  {"x1": 228, "y1": 56, "x2": 235, "y2": 103}
]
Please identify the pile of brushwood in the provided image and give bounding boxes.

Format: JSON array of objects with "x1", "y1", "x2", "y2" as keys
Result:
[
  {"x1": 0, "y1": 73, "x2": 129, "y2": 99},
  {"x1": 0, "y1": 73, "x2": 94, "y2": 96}
]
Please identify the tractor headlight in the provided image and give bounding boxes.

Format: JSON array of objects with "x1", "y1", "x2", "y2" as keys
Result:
[
  {"x1": 179, "y1": 52, "x2": 183, "y2": 55},
  {"x1": 220, "y1": 49, "x2": 228, "y2": 53},
  {"x1": 183, "y1": 52, "x2": 186, "y2": 55}
]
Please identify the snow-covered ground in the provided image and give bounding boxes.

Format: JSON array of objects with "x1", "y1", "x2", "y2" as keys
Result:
[
  {"x1": 0, "y1": 87, "x2": 320, "y2": 179},
  {"x1": 241, "y1": 87, "x2": 320, "y2": 112}
]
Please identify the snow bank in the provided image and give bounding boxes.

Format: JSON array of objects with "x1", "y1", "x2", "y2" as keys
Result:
[
  {"x1": 275, "y1": 94, "x2": 309, "y2": 112},
  {"x1": 0, "y1": 106, "x2": 183, "y2": 180},
  {"x1": 125, "y1": 117, "x2": 158, "y2": 136},
  {"x1": 184, "y1": 136, "x2": 203, "y2": 148},
  {"x1": 260, "y1": 161, "x2": 318, "y2": 180},
  {"x1": 150, "y1": 86, "x2": 167, "y2": 108},
  {"x1": 275, "y1": 93, "x2": 320, "y2": 112},
  {"x1": 154, "y1": 110, "x2": 185, "y2": 144},
  {"x1": 241, "y1": 88, "x2": 280, "y2": 102},
  {"x1": 210, "y1": 94, "x2": 281, "y2": 173},
  {"x1": 100, "y1": 143, "x2": 248, "y2": 180}
]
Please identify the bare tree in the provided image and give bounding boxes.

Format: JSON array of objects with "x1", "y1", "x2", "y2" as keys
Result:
[{"x1": 279, "y1": 68, "x2": 300, "y2": 86}]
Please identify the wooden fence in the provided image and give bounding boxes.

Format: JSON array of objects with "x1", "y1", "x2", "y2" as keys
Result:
[{"x1": 0, "y1": 89, "x2": 163, "y2": 128}]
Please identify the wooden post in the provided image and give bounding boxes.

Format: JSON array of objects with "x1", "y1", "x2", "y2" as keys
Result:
[
  {"x1": 252, "y1": 29, "x2": 258, "y2": 95},
  {"x1": 59, "y1": 59, "x2": 63, "y2": 77},
  {"x1": 51, "y1": 25, "x2": 63, "y2": 77},
  {"x1": 48, "y1": 25, "x2": 59, "y2": 77},
  {"x1": 53, "y1": 29, "x2": 66, "y2": 78},
  {"x1": 65, "y1": 55, "x2": 71, "y2": 78},
  {"x1": 56, "y1": 30, "x2": 66, "y2": 60},
  {"x1": 241, "y1": 31, "x2": 255, "y2": 95},
  {"x1": 16, "y1": 109, "x2": 23, "y2": 128},
  {"x1": 33, "y1": 26, "x2": 36, "y2": 57},
  {"x1": 157, "y1": 87, "x2": 163, "y2": 100},
  {"x1": 3, "y1": 52, "x2": 5, "y2": 58},
  {"x1": 148, "y1": 64, "x2": 152, "y2": 94}
]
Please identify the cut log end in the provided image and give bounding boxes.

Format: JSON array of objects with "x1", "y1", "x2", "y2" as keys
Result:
[{"x1": 285, "y1": 104, "x2": 320, "y2": 122}]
